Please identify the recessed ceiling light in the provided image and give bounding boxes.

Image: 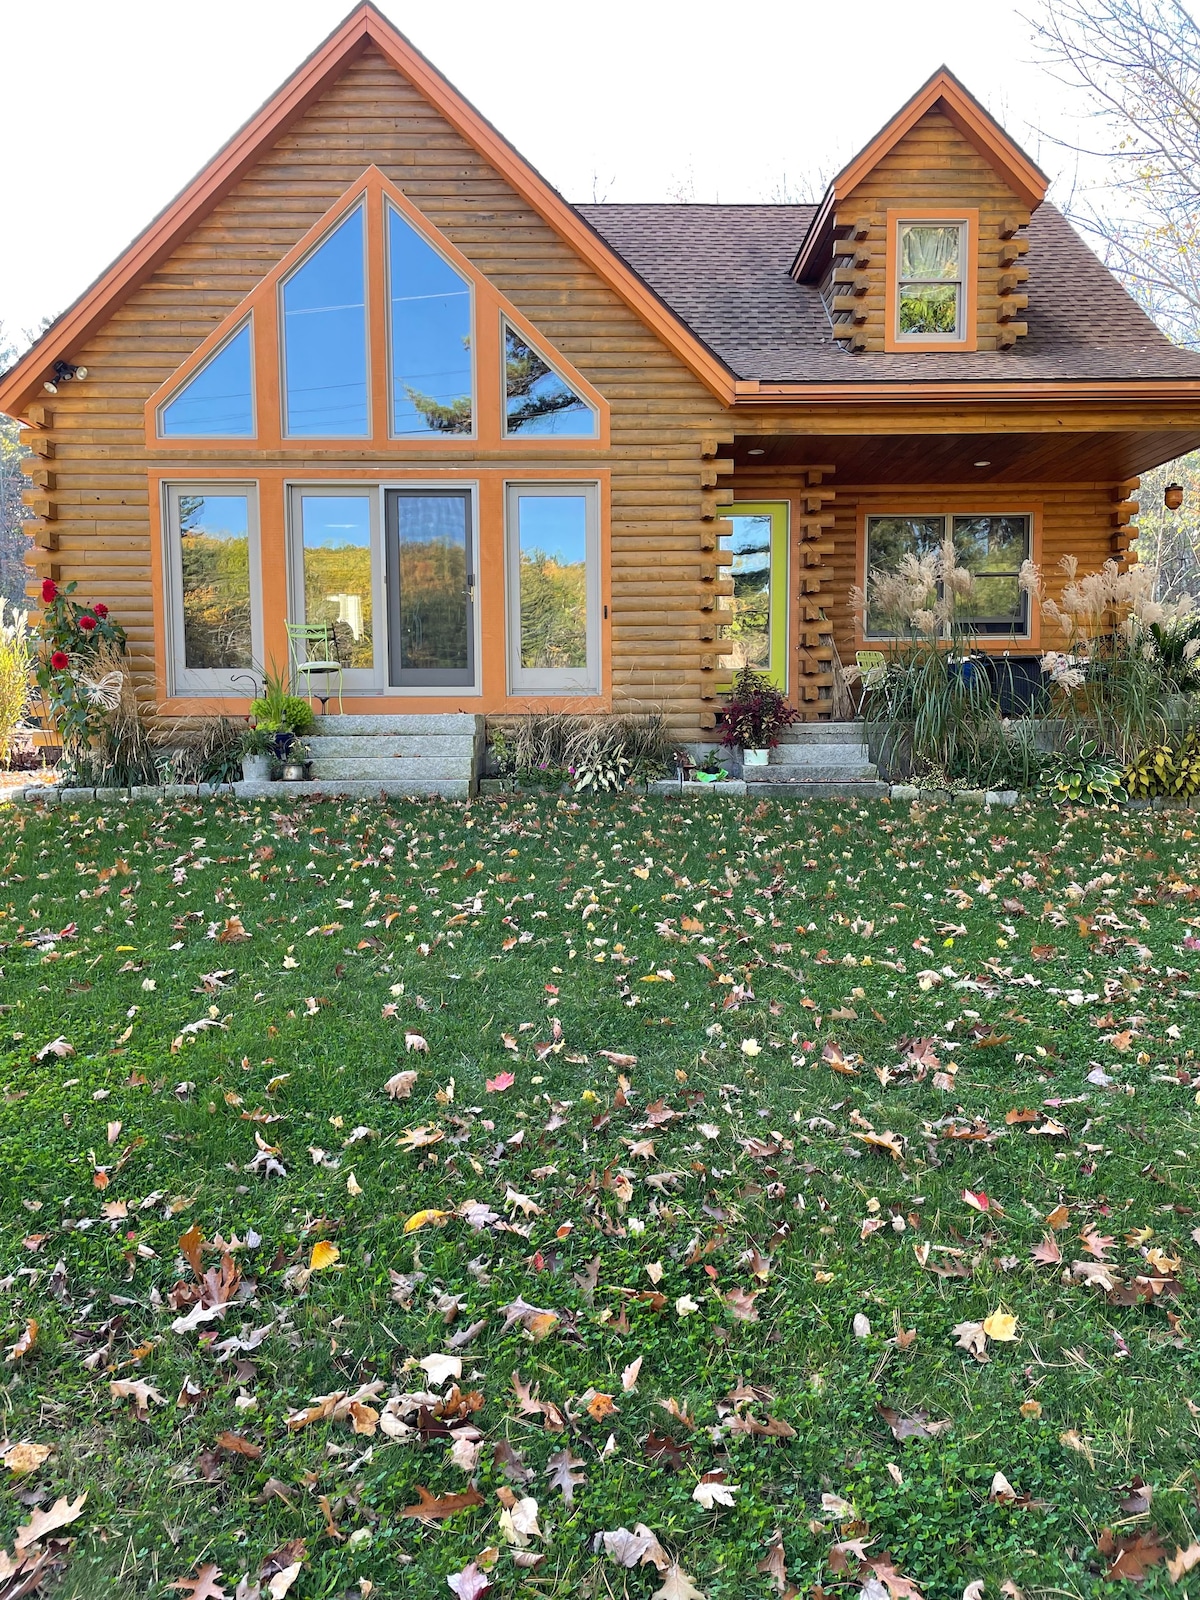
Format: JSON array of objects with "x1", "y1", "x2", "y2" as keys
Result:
[
  {"x1": 974, "y1": 459, "x2": 991, "y2": 467},
  {"x1": 748, "y1": 448, "x2": 765, "y2": 455}
]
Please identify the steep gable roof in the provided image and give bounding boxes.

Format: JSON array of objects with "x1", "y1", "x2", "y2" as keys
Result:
[
  {"x1": 793, "y1": 66, "x2": 1048, "y2": 284},
  {"x1": 0, "y1": 2, "x2": 733, "y2": 419}
]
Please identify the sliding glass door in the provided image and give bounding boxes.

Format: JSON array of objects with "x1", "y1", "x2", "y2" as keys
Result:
[
  {"x1": 384, "y1": 489, "x2": 476, "y2": 688},
  {"x1": 287, "y1": 486, "x2": 382, "y2": 691}
]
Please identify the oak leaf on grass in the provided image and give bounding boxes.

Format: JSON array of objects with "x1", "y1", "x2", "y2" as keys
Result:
[
  {"x1": 167, "y1": 1566, "x2": 227, "y2": 1599},
  {"x1": 14, "y1": 1492, "x2": 88, "y2": 1550}
]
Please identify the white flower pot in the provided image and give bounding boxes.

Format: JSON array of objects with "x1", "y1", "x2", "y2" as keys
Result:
[{"x1": 743, "y1": 748, "x2": 770, "y2": 767}]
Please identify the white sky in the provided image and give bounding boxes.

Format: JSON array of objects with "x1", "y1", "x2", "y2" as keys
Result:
[{"x1": 1, "y1": 0, "x2": 1106, "y2": 347}]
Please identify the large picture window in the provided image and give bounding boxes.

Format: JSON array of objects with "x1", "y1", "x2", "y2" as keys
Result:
[
  {"x1": 896, "y1": 221, "x2": 965, "y2": 340},
  {"x1": 505, "y1": 483, "x2": 600, "y2": 693},
  {"x1": 280, "y1": 204, "x2": 368, "y2": 438},
  {"x1": 864, "y1": 512, "x2": 1032, "y2": 638},
  {"x1": 164, "y1": 484, "x2": 262, "y2": 695}
]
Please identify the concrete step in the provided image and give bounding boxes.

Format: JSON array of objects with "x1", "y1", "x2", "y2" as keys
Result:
[
  {"x1": 308, "y1": 757, "x2": 474, "y2": 781},
  {"x1": 234, "y1": 778, "x2": 471, "y2": 800},
  {"x1": 306, "y1": 735, "x2": 478, "y2": 759},
  {"x1": 746, "y1": 762, "x2": 879, "y2": 783},
  {"x1": 311, "y1": 713, "x2": 483, "y2": 736},
  {"x1": 776, "y1": 723, "x2": 869, "y2": 745},
  {"x1": 768, "y1": 745, "x2": 869, "y2": 767},
  {"x1": 742, "y1": 779, "x2": 890, "y2": 800}
]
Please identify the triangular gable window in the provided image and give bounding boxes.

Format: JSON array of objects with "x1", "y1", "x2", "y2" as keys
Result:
[
  {"x1": 387, "y1": 201, "x2": 474, "y2": 437},
  {"x1": 147, "y1": 169, "x2": 606, "y2": 450},
  {"x1": 159, "y1": 321, "x2": 254, "y2": 438},
  {"x1": 503, "y1": 320, "x2": 598, "y2": 438},
  {"x1": 281, "y1": 203, "x2": 368, "y2": 438}
]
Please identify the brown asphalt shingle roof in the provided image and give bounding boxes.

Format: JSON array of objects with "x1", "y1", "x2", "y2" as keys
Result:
[{"x1": 576, "y1": 200, "x2": 1200, "y2": 383}]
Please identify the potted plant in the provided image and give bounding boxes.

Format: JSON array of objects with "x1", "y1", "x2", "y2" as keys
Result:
[
  {"x1": 720, "y1": 667, "x2": 800, "y2": 766},
  {"x1": 282, "y1": 741, "x2": 311, "y2": 782},
  {"x1": 239, "y1": 724, "x2": 274, "y2": 783},
  {"x1": 249, "y1": 664, "x2": 315, "y2": 762}
]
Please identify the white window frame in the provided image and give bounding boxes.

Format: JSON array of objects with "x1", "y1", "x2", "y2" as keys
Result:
[
  {"x1": 505, "y1": 481, "x2": 601, "y2": 694},
  {"x1": 163, "y1": 481, "x2": 263, "y2": 696},
  {"x1": 278, "y1": 199, "x2": 371, "y2": 440},
  {"x1": 156, "y1": 316, "x2": 256, "y2": 441},
  {"x1": 385, "y1": 198, "x2": 477, "y2": 443},
  {"x1": 286, "y1": 484, "x2": 386, "y2": 693},
  {"x1": 895, "y1": 220, "x2": 966, "y2": 343},
  {"x1": 499, "y1": 314, "x2": 598, "y2": 441}
]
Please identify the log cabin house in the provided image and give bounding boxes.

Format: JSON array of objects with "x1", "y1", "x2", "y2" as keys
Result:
[{"x1": 5, "y1": 2, "x2": 1200, "y2": 776}]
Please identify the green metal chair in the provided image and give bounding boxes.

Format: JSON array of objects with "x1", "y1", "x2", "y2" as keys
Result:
[
  {"x1": 855, "y1": 649, "x2": 888, "y2": 691},
  {"x1": 286, "y1": 620, "x2": 344, "y2": 715}
]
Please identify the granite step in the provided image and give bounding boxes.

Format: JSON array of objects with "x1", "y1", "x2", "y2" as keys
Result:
[
  {"x1": 746, "y1": 762, "x2": 879, "y2": 784},
  {"x1": 308, "y1": 756, "x2": 474, "y2": 781},
  {"x1": 234, "y1": 778, "x2": 471, "y2": 800},
  {"x1": 775, "y1": 723, "x2": 870, "y2": 745},
  {"x1": 311, "y1": 713, "x2": 483, "y2": 737},
  {"x1": 743, "y1": 779, "x2": 890, "y2": 800},
  {"x1": 306, "y1": 735, "x2": 478, "y2": 759}
]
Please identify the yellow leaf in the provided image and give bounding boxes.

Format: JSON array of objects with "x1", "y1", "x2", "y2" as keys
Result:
[
  {"x1": 403, "y1": 1208, "x2": 450, "y2": 1234},
  {"x1": 309, "y1": 1240, "x2": 341, "y2": 1271},
  {"x1": 982, "y1": 1310, "x2": 1019, "y2": 1342}
]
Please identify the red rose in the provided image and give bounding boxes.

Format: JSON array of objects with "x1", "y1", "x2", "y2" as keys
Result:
[
  {"x1": 93, "y1": 602, "x2": 109, "y2": 618},
  {"x1": 41, "y1": 578, "x2": 57, "y2": 603},
  {"x1": 51, "y1": 650, "x2": 69, "y2": 670},
  {"x1": 78, "y1": 614, "x2": 97, "y2": 631}
]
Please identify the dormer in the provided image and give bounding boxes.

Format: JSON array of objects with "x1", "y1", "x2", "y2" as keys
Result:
[{"x1": 792, "y1": 68, "x2": 1047, "y2": 355}]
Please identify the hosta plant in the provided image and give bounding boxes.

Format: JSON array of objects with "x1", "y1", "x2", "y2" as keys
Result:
[
  {"x1": 1124, "y1": 729, "x2": 1200, "y2": 799},
  {"x1": 1041, "y1": 738, "x2": 1125, "y2": 806}
]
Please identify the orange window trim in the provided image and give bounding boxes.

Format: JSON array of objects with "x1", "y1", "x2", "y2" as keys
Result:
[
  {"x1": 852, "y1": 496, "x2": 1042, "y2": 652},
  {"x1": 147, "y1": 463, "x2": 612, "y2": 718},
  {"x1": 883, "y1": 208, "x2": 979, "y2": 354},
  {"x1": 144, "y1": 165, "x2": 610, "y2": 455}
]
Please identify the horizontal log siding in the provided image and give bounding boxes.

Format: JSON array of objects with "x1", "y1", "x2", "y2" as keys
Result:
[{"x1": 26, "y1": 47, "x2": 724, "y2": 736}]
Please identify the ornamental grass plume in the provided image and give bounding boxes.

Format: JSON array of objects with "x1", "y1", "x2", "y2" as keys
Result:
[{"x1": 0, "y1": 601, "x2": 32, "y2": 766}]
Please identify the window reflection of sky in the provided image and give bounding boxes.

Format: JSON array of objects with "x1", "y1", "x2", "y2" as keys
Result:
[
  {"x1": 282, "y1": 208, "x2": 368, "y2": 437},
  {"x1": 301, "y1": 496, "x2": 371, "y2": 549},
  {"x1": 518, "y1": 495, "x2": 586, "y2": 566}
]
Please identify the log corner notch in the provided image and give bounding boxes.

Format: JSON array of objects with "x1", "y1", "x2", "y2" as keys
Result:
[
  {"x1": 830, "y1": 216, "x2": 873, "y2": 353},
  {"x1": 698, "y1": 435, "x2": 735, "y2": 727},
  {"x1": 19, "y1": 405, "x2": 60, "y2": 577},
  {"x1": 1111, "y1": 477, "x2": 1140, "y2": 566},
  {"x1": 996, "y1": 214, "x2": 1030, "y2": 350},
  {"x1": 796, "y1": 467, "x2": 836, "y2": 718}
]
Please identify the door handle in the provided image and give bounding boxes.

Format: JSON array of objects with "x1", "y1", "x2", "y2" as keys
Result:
[{"x1": 466, "y1": 573, "x2": 476, "y2": 602}]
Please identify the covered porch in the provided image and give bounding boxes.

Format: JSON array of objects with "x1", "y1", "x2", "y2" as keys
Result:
[{"x1": 713, "y1": 410, "x2": 1200, "y2": 719}]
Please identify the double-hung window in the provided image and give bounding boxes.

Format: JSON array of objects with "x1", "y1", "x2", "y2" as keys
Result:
[
  {"x1": 896, "y1": 221, "x2": 965, "y2": 340},
  {"x1": 864, "y1": 512, "x2": 1031, "y2": 639}
]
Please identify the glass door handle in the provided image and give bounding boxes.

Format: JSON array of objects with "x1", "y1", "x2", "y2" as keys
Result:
[{"x1": 466, "y1": 574, "x2": 476, "y2": 602}]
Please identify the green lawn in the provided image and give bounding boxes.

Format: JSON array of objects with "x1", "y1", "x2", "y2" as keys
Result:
[{"x1": 2, "y1": 793, "x2": 1200, "y2": 1599}]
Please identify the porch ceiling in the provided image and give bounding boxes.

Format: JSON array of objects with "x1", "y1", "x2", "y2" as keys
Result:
[{"x1": 731, "y1": 428, "x2": 1200, "y2": 483}]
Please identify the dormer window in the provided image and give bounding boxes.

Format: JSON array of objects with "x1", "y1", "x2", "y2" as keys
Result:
[{"x1": 897, "y1": 221, "x2": 964, "y2": 338}]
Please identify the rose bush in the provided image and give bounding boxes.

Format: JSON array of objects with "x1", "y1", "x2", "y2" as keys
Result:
[{"x1": 33, "y1": 580, "x2": 127, "y2": 758}]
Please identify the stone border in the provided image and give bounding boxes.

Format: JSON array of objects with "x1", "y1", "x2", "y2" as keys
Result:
[{"x1": 6, "y1": 778, "x2": 1198, "y2": 810}]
